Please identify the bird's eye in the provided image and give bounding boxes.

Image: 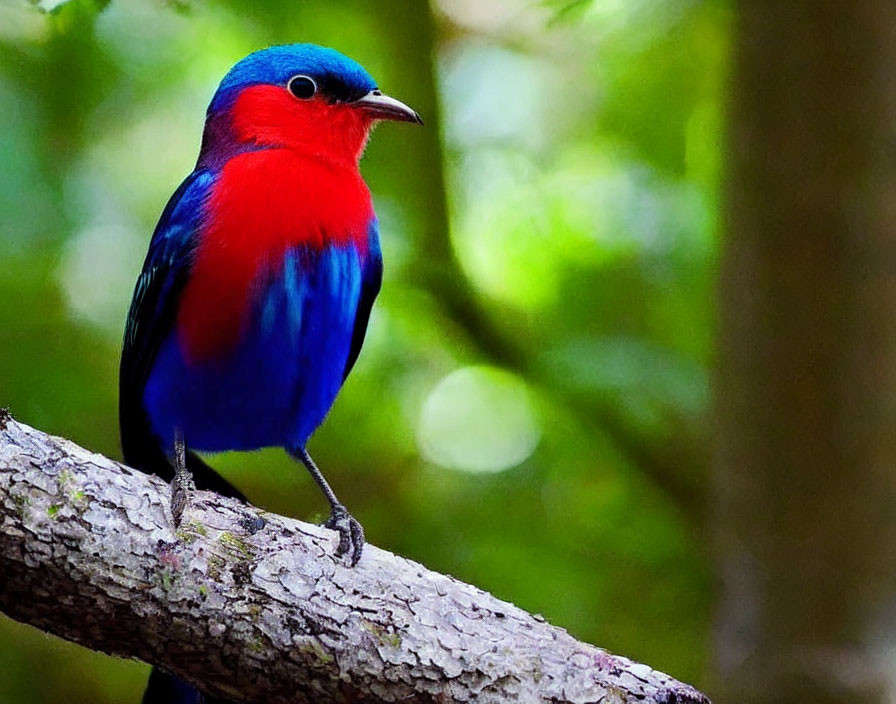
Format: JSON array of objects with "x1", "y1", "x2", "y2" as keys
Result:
[{"x1": 287, "y1": 75, "x2": 317, "y2": 100}]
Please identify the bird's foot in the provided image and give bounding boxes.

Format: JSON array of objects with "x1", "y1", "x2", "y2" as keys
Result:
[
  {"x1": 170, "y1": 472, "x2": 194, "y2": 528},
  {"x1": 324, "y1": 504, "x2": 365, "y2": 566}
]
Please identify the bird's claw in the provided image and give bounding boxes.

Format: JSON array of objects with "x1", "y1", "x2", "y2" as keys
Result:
[{"x1": 324, "y1": 504, "x2": 364, "y2": 566}]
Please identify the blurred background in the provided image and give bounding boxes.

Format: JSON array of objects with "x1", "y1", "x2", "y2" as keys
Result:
[{"x1": 1, "y1": 1, "x2": 895, "y2": 703}]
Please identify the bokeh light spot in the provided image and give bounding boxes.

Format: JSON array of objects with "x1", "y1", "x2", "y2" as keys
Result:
[
  {"x1": 58, "y1": 223, "x2": 144, "y2": 335},
  {"x1": 417, "y1": 366, "x2": 540, "y2": 473}
]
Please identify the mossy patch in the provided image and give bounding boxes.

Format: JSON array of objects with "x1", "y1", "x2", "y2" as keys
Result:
[
  {"x1": 55, "y1": 470, "x2": 88, "y2": 512},
  {"x1": 295, "y1": 639, "x2": 335, "y2": 666},
  {"x1": 249, "y1": 634, "x2": 267, "y2": 653},
  {"x1": 11, "y1": 493, "x2": 28, "y2": 520},
  {"x1": 177, "y1": 520, "x2": 209, "y2": 544},
  {"x1": 603, "y1": 686, "x2": 628, "y2": 703},
  {"x1": 56, "y1": 469, "x2": 73, "y2": 493},
  {"x1": 218, "y1": 532, "x2": 255, "y2": 561},
  {"x1": 159, "y1": 570, "x2": 175, "y2": 591},
  {"x1": 362, "y1": 620, "x2": 402, "y2": 649},
  {"x1": 176, "y1": 529, "x2": 197, "y2": 544},
  {"x1": 207, "y1": 555, "x2": 225, "y2": 582}
]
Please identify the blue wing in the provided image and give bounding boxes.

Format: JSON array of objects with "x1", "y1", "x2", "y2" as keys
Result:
[
  {"x1": 343, "y1": 220, "x2": 383, "y2": 380},
  {"x1": 119, "y1": 169, "x2": 245, "y2": 498},
  {"x1": 120, "y1": 170, "x2": 209, "y2": 464},
  {"x1": 121, "y1": 171, "x2": 210, "y2": 403}
]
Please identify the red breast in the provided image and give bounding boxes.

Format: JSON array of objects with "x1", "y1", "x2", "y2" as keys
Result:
[{"x1": 176, "y1": 148, "x2": 374, "y2": 363}]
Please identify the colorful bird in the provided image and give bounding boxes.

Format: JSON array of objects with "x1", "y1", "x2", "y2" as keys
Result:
[{"x1": 119, "y1": 43, "x2": 420, "y2": 702}]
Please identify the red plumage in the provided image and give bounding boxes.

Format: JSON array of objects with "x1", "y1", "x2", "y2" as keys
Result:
[
  {"x1": 177, "y1": 106, "x2": 375, "y2": 363},
  {"x1": 231, "y1": 84, "x2": 373, "y2": 167}
]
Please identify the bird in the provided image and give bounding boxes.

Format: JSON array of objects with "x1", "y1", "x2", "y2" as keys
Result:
[{"x1": 119, "y1": 43, "x2": 421, "y2": 703}]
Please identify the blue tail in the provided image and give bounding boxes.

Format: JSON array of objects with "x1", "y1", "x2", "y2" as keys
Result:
[
  {"x1": 142, "y1": 667, "x2": 236, "y2": 704},
  {"x1": 142, "y1": 668, "x2": 203, "y2": 704}
]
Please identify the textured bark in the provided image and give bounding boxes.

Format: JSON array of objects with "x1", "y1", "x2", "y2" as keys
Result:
[
  {"x1": 714, "y1": 2, "x2": 896, "y2": 703},
  {"x1": 0, "y1": 414, "x2": 709, "y2": 704}
]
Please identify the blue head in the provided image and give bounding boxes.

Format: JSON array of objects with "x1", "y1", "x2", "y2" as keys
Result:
[{"x1": 211, "y1": 44, "x2": 377, "y2": 111}]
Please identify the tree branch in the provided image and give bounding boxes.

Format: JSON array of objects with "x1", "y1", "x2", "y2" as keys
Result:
[{"x1": 0, "y1": 412, "x2": 710, "y2": 704}]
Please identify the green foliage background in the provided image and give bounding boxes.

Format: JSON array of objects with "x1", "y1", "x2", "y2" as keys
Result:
[{"x1": 0, "y1": 0, "x2": 729, "y2": 701}]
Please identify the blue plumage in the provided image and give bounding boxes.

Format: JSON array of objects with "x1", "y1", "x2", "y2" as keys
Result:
[
  {"x1": 143, "y1": 232, "x2": 380, "y2": 453},
  {"x1": 210, "y1": 44, "x2": 377, "y2": 111}
]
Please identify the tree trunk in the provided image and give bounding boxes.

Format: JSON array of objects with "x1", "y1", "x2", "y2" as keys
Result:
[{"x1": 714, "y1": 2, "x2": 896, "y2": 702}]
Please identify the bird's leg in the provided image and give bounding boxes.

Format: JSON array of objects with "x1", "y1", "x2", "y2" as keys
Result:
[
  {"x1": 170, "y1": 428, "x2": 194, "y2": 527},
  {"x1": 290, "y1": 447, "x2": 364, "y2": 566}
]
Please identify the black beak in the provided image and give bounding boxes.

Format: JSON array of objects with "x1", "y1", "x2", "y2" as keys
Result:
[{"x1": 354, "y1": 90, "x2": 423, "y2": 125}]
